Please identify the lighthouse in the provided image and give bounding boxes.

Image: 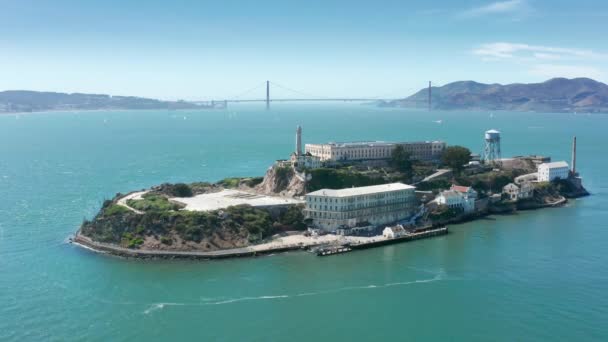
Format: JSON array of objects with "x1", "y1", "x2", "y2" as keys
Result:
[{"x1": 296, "y1": 125, "x2": 302, "y2": 156}]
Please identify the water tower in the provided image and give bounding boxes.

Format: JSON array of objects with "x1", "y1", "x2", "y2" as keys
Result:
[{"x1": 483, "y1": 129, "x2": 501, "y2": 165}]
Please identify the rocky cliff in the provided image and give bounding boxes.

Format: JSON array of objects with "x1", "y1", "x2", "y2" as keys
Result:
[{"x1": 256, "y1": 165, "x2": 307, "y2": 197}]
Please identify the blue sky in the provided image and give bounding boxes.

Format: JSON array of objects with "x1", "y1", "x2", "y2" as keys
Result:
[{"x1": 1, "y1": 0, "x2": 606, "y2": 100}]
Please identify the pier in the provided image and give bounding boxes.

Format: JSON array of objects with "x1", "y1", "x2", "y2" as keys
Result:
[
  {"x1": 351, "y1": 227, "x2": 448, "y2": 250},
  {"x1": 313, "y1": 227, "x2": 448, "y2": 256}
]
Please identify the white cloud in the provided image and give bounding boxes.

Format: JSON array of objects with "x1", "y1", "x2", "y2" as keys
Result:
[
  {"x1": 473, "y1": 42, "x2": 602, "y2": 61},
  {"x1": 461, "y1": 0, "x2": 528, "y2": 17},
  {"x1": 471, "y1": 42, "x2": 607, "y2": 81}
]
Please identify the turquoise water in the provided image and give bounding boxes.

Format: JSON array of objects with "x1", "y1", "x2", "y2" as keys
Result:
[{"x1": 1, "y1": 104, "x2": 607, "y2": 341}]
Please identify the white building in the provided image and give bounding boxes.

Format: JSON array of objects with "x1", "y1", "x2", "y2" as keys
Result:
[
  {"x1": 383, "y1": 225, "x2": 407, "y2": 239},
  {"x1": 304, "y1": 183, "x2": 417, "y2": 232},
  {"x1": 537, "y1": 161, "x2": 569, "y2": 182},
  {"x1": 305, "y1": 140, "x2": 446, "y2": 162},
  {"x1": 290, "y1": 152, "x2": 322, "y2": 170},
  {"x1": 503, "y1": 183, "x2": 520, "y2": 201},
  {"x1": 434, "y1": 185, "x2": 477, "y2": 213},
  {"x1": 503, "y1": 182, "x2": 534, "y2": 201}
]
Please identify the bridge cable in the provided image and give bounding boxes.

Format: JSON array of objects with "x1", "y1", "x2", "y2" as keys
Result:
[
  {"x1": 229, "y1": 81, "x2": 268, "y2": 100},
  {"x1": 268, "y1": 81, "x2": 331, "y2": 100}
]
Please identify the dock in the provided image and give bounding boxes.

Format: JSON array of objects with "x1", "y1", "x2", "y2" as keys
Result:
[
  {"x1": 351, "y1": 226, "x2": 448, "y2": 250},
  {"x1": 313, "y1": 227, "x2": 448, "y2": 256}
]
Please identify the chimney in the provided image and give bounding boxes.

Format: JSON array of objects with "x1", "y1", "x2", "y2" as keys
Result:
[{"x1": 571, "y1": 136, "x2": 577, "y2": 175}]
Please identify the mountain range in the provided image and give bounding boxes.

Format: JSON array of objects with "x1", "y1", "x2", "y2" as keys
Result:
[
  {"x1": 379, "y1": 78, "x2": 608, "y2": 113},
  {"x1": 0, "y1": 91, "x2": 219, "y2": 113},
  {"x1": 3, "y1": 78, "x2": 608, "y2": 113}
]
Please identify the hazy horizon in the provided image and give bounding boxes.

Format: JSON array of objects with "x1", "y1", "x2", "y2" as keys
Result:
[{"x1": 1, "y1": 0, "x2": 607, "y2": 101}]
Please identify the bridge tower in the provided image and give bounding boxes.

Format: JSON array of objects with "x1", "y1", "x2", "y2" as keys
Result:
[
  {"x1": 266, "y1": 80, "x2": 270, "y2": 110},
  {"x1": 428, "y1": 81, "x2": 432, "y2": 111}
]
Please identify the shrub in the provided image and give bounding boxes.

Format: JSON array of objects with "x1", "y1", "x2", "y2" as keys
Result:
[
  {"x1": 307, "y1": 168, "x2": 383, "y2": 192},
  {"x1": 104, "y1": 204, "x2": 129, "y2": 216},
  {"x1": 120, "y1": 232, "x2": 144, "y2": 248},
  {"x1": 415, "y1": 179, "x2": 451, "y2": 192},
  {"x1": 278, "y1": 205, "x2": 306, "y2": 230},
  {"x1": 171, "y1": 183, "x2": 193, "y2": 197},
  {"x1": 218, "y1": 178, "x2": 242, "y2": 188},
  {"x1": 127, "y1": 194, "x2": 184, "y2": 212},
  {"x1": 160, "y1": 236, "x2": 173, "y2": 245},
  {"x1": 244, "y1": 177, "x2": 264, "y2": 187},
  {"x1": 128, "y1": 238, "x2": 144, "y2": 248}
]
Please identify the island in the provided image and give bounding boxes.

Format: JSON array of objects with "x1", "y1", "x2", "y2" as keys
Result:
[{"x1": 73, "y1": 127, "x2": 589, "y2": 259}]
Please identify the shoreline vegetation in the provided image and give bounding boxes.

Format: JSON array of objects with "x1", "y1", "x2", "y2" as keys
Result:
[{"x1": 75, "y1": 145, "x2": 589, "y2": 260}]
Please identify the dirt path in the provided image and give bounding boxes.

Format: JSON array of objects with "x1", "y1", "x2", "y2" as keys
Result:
[{"x1": 116, "y1": 191, "x2": 148, "y2": 214}]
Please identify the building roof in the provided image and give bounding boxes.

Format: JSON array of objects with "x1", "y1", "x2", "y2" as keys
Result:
[
  {"x1": 503, "y1": 183, "x2": 519, "y2": 190},
  {"x1": 306, "y1": 140, "x2": 445, "y2": 148},
  {"x1": 439, "y1": 190, "x2": 461, "y2": 198},
  {"x1": 306, "y1": 182, "x2": 415, "y2": 198},
  {"x1": 539, "y1": 161, "x2": 569, "y2": 169},
  {"x1": 326, "y1": 141, "x2": 394, "y2": 148},
  {"x1": 385, "y1": 225, "x2": 406, "y2": 233},
  {"x1": 451, "y1": 185, "x2": 473, "y2": 193}
]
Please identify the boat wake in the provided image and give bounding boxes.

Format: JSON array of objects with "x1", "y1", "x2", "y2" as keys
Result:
[{"x1": 142, "y1": 273, "x2": 447, "y2": 314}]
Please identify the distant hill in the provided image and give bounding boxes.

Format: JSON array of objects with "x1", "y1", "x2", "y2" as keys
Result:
[
  {"x1": 0, "y1": 90, "x2": 220, "y2": 113},
  {"x1": 381, "y1": 78, "x2": 608, "y2": 113}
]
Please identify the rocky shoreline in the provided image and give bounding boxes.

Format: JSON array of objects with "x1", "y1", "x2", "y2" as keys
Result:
[
  {"x1": 72, "y1": 190, "x2": 585, "y2": 260},
  {"x1": 72, "y1": 232, "x2": 306, "y2": 260}
]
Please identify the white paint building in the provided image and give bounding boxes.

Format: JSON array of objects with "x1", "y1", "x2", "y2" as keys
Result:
[
  {"x1": 434, "y1": 185, "x2": 477, "y2": 213},
  {"x1": 503, "y1": 182, "x2": 534, "y2": 201},
  {"x1": 304, "y1": 183, "x2": 417, "y2": 232},
  {"x1": 305, "y1": 140, "x2": 446, "y2": 162},
  {"x1": 537, "y1": 161, "x2": 570, "y2": 182},
  {"x1": 290, "y1": 152, "x2": 322, "y2": 169},
  {"x1": 383, "y1": 225, "x2": 407, "y2": 239},
  {"x1": 503, "y1": 183, "x2": 520, "y2": 201}
]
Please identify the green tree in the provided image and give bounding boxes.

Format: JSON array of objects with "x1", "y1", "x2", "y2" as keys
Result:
[
  {"x1": 441, "y1": 146, "x2": 471, "y2": 174},
  {"x1": 171, "y1": 183, "x2": 193, "y2": 197},
  {"x1": 390, "y1": 145, "x2": 413, "y2": 176}
]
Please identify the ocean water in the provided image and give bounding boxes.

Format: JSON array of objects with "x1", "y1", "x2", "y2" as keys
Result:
[{"x1": 1, "y1": 103, "x2": 607, "y2": 341}]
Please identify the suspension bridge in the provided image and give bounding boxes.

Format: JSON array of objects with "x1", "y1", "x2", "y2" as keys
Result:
[{"x1": 193, "y1": 80, "x2": 404, "y2": 109}]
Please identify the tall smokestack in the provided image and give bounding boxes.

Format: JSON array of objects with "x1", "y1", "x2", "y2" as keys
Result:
[
  {"x1": 428, "y1": 81, "x2": 432, "y2": 111},
  {"x1": 296, "y1": 125, "x2": 302, "y2": 156},
  {"x1": 571, "y1": 136, "x2": 577, "y2": 175},
  {"x1": 266, "y1": 80, "x2": 270, "y2": 110}
]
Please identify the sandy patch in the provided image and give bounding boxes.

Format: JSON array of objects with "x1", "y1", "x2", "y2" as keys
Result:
[{"x1": 172, "y1": 189, "x2": 304, "y2": 212}]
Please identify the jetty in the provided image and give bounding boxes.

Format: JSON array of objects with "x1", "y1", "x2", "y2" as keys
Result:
[
  {"x1": 313, "y1": 227, "x2": 448, "y2": 257},
  {"x1": 352, "y1": 226, "x2": 448, "y2": 250}
]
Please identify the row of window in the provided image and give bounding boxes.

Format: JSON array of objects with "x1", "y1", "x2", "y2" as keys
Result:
[
  {"x1": 308, "y1": 199, "x2": 412, "y2": 211},
  {"x1": 310, "y1": 210, "x2": 408, "y2": 220},
  {"x1": 307, "y1": 192, "x2": 411, "y2": 204}
]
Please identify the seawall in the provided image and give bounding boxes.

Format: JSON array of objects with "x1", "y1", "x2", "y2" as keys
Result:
[{"x1": 72, "y1": 232, "x2": 305, "y2": 260}]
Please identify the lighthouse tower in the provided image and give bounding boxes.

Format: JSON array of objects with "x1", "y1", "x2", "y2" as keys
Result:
[{"x1": 296, "y1": 125, "x2": 302, "y2": 156}]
